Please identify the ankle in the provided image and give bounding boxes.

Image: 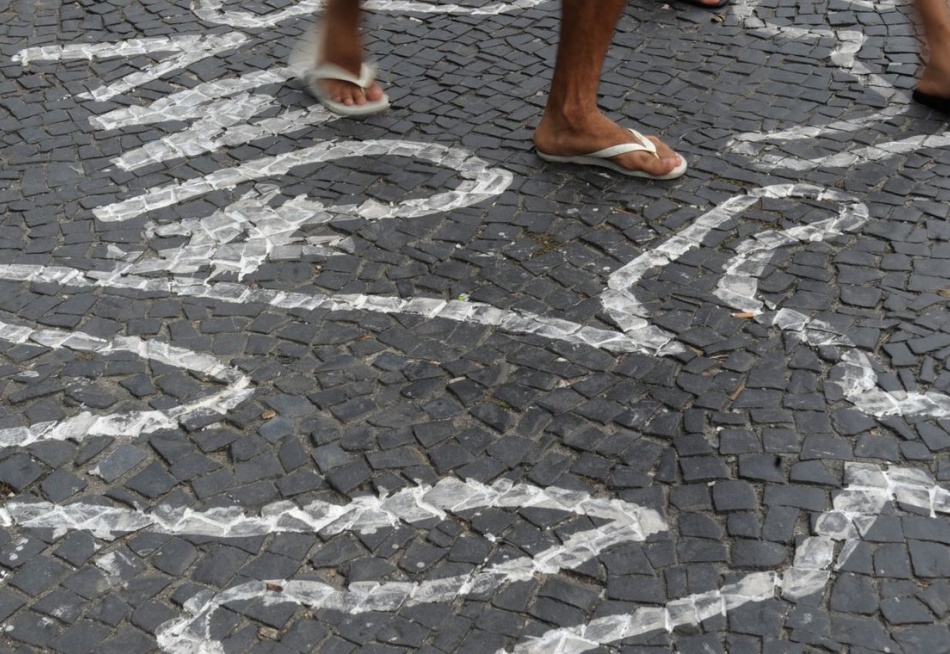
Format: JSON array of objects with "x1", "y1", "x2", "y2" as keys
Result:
[{"x1": 540, "y1": 101, "x2": 604, "y2": 135}]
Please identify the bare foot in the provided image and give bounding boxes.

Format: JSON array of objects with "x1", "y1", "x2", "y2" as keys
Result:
[
  {"x1": 533, "y1": 111, "x2": 684, "y2": 178},
  {"x1": 313, "y1": 61, "x2": 386, "y2": 108},
  {"x1": 917, "y1": 64, "x2": 950, "y2": 101},
  {"x1": 315, "y1": 30, "x2": 386, "y2": 108}
]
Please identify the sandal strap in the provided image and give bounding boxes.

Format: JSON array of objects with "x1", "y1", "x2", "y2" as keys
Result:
[
  {"x1": 586, "y1": 128, "x2": 658, "y2": 159},
  {"x1": 307, "y1": 62, "x2": 378, "y2": 90}
]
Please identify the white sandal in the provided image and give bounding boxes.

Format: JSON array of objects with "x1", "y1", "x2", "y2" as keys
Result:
[
  {"x1": 289, "y1": 29, "x2": 390, "y2": 117},
  {"x1": 537, "y1": 128, "x2": 687, "y2": 180}
]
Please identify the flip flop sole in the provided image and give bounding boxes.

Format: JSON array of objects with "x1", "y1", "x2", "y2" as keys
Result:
[
  {"x1": 913, "y1": 89, "x2": 950, "y2": 115},
  {"x1": 291, "y1": 28, "x2": 390, "y2": 117},
  {"x1": 304, "y1": 79, "x2": 390, "y2": 116},
  {"x1": 537, "y1": 151, "x2": 688, "y2": 180}
]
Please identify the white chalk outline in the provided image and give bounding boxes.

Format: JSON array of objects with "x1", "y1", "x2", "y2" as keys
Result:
[
  {"x1": 90, "y1": 139, "x2": 513, "y2": 225},
  {"x1": 16, "y1": 33, "x2": 249, "y2": 102},
  {"x1": 3, "y1": 461, "x2": 940, "y2": 653},
  {"x1": 0, "y1": 477, "x2": 666, "y2": 653},
  {"x1": 504, "y1": 461, "x2": 950, "y2": 653},
  {"x1": 726, "y1": 0, "x2": 950, "y2": 170},
  {"x1": 4, "y1": 183, "x2": 949, "y2": 419},
  {"x1": 190, "y1": 0, "x2": 553, "y2": 28},
  {"x1": 0, "y1": 320, "x2": 254, "y2": 448}
]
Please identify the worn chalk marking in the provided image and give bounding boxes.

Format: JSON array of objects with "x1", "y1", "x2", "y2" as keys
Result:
[
  {"x1": 150, "y1": 481, "x2": 661, "y2": 653},
  {"x1": 730, "y1": 121, "x2": 950, "y2": 172},
  {"x1": 127, "y1": 187, "x2": 356, "y2": 279},
  {"x1": 92, "y1": 139, "x2": 512, "y2": 224},
  {"x1": 1, "y1": 475, "x2": 664, "y2": 544},
  {"x1": 14, "y1": 35, "x2": 234, "y2": 67},
  {"x1": 191, "y1": 0, "x2": 551, "y2": 28},
  {"x1": 508, "y1": 462, "x2": 947, "y2": 654},
  {"x1": 724, "y1": 0, "x2": 950, "y2": 171},
  {"x1": 608, "y1": 183, "x2": 950, "y2": 419},
  {"x1": 773, "y1": 309, "x2": 950, "y2": 418},
  {"x1": 0, "y1": 263, "x2": 656, "y2": 353},
  {"x1": 91, "y1": 68, "x2": 299, "y2": 131},
  {"x1": 0, "y1": 320, "x2": 253, "y2": 447},
  {"x1": 3, "y1": 186, "x2": 946, "y2": 415},
  {"x1": 504, "y1": 572, "x2": 780, "y2": 654},
  {"x1": 712, "y1": 191, "x2": 869, "y2": 314},
  {"x1": 602, "y1": 184, "x2": 861, "y2": 353},
  {"x1": 732, "y1": 0, "x2": 892, "y2": 92},
  {"x1": 103, "y1": 67, "x2": 334, "y2": 172},
  {"x1": 15, "y1": 34, "x2": 248, "y2": 102},
  {"x1": 700, "y1": 186, "x2": 950, "y2": 419},
  {"x1": 9, "y1": 461, "x2": 933, "y2": 654},
  {"x1": 92, "y1": 140, "x2": 513, "y2": 278},
  {"x1": 0, "y1": 477, "x2": 665, "y2": 653}
]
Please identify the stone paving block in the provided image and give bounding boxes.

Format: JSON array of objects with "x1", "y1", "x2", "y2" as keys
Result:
[
  {"x1": 0, "y1": 452, "x2": 44, "y2": 491},
  {"x1": 40, "y1": 469, "x2": 87, "y2": 502},
  {"x1": 49, "y1": 620, "x2": 113, "y2": 654},
  {"x1": 6, "y1": 609, "x2": 62, "y2": 648},
  {"x1": 124, "y1": 461, "x2": 177, "y2": 498},
  {"x1": 92, "y1": 444, "x2": 147, "y2": 482},
  {"x1": 830, "y1": 572, "x2": 879, "y2": 615},
  {"x1": 8, "y1": 555, "x2": 70, "y2": 596},
  {"x1": 87, "y1": 594, "x2": 131, "y2": 628},
  {"x1": 712, "y1": 480, "x2": 757, "y2": 512}
]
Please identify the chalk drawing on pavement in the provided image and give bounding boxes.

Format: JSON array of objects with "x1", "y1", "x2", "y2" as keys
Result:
[
  {"x1": 1, "y1": 462, "x2": 943, "y2": 653},
  {"x1": 0, "y1": 320, "x2": 254, "y2": 448}
]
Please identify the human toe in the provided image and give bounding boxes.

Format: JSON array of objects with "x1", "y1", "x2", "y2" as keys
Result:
[{"x1": 617, "y1": 136, "x2": 683, "y2": 175}]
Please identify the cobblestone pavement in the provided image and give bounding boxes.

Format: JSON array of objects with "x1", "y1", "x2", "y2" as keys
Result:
[{"x1": 3, "y1": 0, "x2": 950, "y2": 652}]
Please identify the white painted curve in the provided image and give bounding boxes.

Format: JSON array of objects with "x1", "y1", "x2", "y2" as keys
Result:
[
  {"x1": 190, "y1": 0, "x2": 553, "y2": 28},
  {"x1": 0, "y1": 320, "x2": 254, "y2": 448}
]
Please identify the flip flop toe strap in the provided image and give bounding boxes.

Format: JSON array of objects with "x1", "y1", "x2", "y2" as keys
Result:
[
  {"x1": 586, "y1": 128, "x2": 659, "y2": 159},
  {"x1": 307, "y1": 62, "x2": 378, "y2": 90}
]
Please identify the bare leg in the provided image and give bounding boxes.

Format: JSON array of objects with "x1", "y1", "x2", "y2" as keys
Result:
[
  {"x1": 915, "y1": 0, "x2": 950, "y2": 99},
  {"x1": 317, "y1": 0, "x2": 385, "y2": 107},
  {"x1": 533, "y1": 0, "x2": 684, "y2": 178},
  {"x1": 685, "y1": 0, "x2": 729, "y2": 7}
]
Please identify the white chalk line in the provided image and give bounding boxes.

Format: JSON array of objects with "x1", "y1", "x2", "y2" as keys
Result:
[
  {"x1": 91, "y1": 139, "x2": 512, "y2": 224},
  {"x1": 1, "y1": 476, "x2": 665, "y2": 541},
  {"x1": 7, "y1": 185, "x2": 950, "y2": 418},
  {"x1": 78, "y1": 61, "x2": 512, "y2": 275},
  {"x1": 712, "y1": 190, "x2": 869, "y2": 314},
  {"x1": 0, "y1": 263, "x2": 652, "y2": 354},
  {"x1": 91, "y1": 67, "x2": 298, "y2": 131},
  {"x1": 725, "y1": 0, "x2": 947, "y2": 171},
  {"x1": 0, "y1": 320, "x2": 254, "y2": 448},
  {"x1": 15, "y1": 33, "x2": 249, "y2": 102},
  {"x1": 704, "y1": 186, "x2": 950, "y2": 419},
  {"x1": 774, "y1": 309, "x2": 950, "y2": 418},
  {"x1": 108, "y1": 67, "x2": 335, "y2": 172},
  {"x1": 190, "y1": 0, "x2": 552, "y2": 29},
  {"x1": 13, "y1": 35, "x2": 235, "y2": 67},
  {"x1": 131, "y1": 186, "x2": 355, "y2": 279},
  {"x1": 730, "y1": 126, "x2": 950, "y2": 173},
  {"x1": 9, "y1": 460, "x2": 937, "y2": 654},
  {"x1": 510, "y1": 462, "x2": 949, "y2": 654},
  {"x1": 0, "y1": 477, "x2": 665, "y2": 653}
]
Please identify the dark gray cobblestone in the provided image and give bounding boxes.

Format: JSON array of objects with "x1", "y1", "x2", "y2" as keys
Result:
[{"x1": 3, "y1": 0, "x2": 950, "y2": 652}]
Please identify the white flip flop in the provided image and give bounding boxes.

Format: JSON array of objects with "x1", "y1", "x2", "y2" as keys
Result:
[
  {"x1": 289, "y1": 28, "x2": 390, "y2": 117},
  {"x1": 537, "y1": 128, "x2": 687, "y2": 180}
]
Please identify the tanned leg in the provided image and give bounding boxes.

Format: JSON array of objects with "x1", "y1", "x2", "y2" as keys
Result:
[
  {"x1": 915, "y1": 0, "x2": 950, "y2": 99},
  {"x1": 533, "y1": 0, "x2": 684, "y2": 177},
  {"x1": 317, "y1": 0, "x2": 385, "y2": 107}
]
